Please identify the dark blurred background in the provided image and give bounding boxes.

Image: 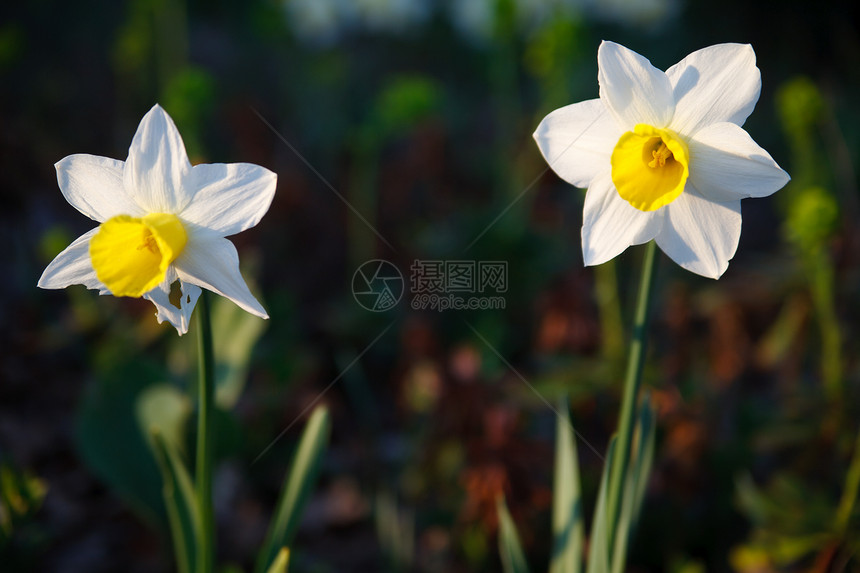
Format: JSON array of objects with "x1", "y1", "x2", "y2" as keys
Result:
[{"x1": 2, "y1": 0, "x2": 860, "y2": 571}]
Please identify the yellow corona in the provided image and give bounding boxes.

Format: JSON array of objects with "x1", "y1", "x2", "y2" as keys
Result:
[
  {"x1": 610, "y1": 124, "x2": 690, "y2": 212},
  {"x1": 89, "y1": 212, "x2": 187, "y2": 297}
]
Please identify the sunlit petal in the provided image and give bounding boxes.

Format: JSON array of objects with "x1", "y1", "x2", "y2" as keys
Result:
[
  {"x1": 656, "y1": 187, "x2": 742, "y2": 279},
  {"x1": 180, "y1": 162, "x2": 277, "y2": 236},
  {"x1": 598, "y1": 41, "x2": 675, "y2": 130},
  {"x1": 582, "y1": 171, "x2": 664, "y2": 266},
  {"x1": 689, "y1": 122, "x2": 790, "y2": 202},
  {"x1": 123, "y1": 104, "x2": 193, "y2": 214},
  {"x1": 142, "y1": 269, "x2": 202, "y2": 335},
  {"x1": 55, "y1": 154, "x2": 145, "y2": 222},
  {"x1": 38, "y1": 228, "x2": 109, "y2": 294},
  {"x1": 667, "y1": 43, "x2": 760, "y2": 137},
  {"x1": 533, "y1": 98, "x2": 620, "y2": 188},
  {"x1": 175, "y1": 232, "x2": 268, "y2": 319}
]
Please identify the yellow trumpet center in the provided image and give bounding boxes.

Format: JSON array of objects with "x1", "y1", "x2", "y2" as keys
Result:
[
  {"x1": 89, "y1": 212, "x2": 187, "y2": 297},
  {"x1": 610, "y1": 124, "x2": 690, "y2": 211}
]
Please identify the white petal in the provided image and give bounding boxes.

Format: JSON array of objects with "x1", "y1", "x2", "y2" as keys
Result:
[
  {"x1": 597, "y1": 41, "x2": 675, "y2": 130},
  {"x1": 123, "y1": 104, "x2": 193, "y2": 214},
  {"x1": 174, "y1": 233, "x2": 268, "y2": 319},
  {"x1": 581, "y1": 171, "x2": 664, "y2": 266},
  {"x1": 656, "y1": 187, "x2": 741, "y2": 279},
  {"x1": 666, "y1": 44, "x2": 760, "y2": 137},
  {"x1": 37, "y1": 228, "x2": 109, "y2": 293},
  {"x1": 142, "y1": 269, "x2": 202, "y2": 335},
  {"x1": 689, "y1": 122, "x2": 790, "y2": 202},
  {"x1": 55, "y1": 154, "x2": 145, "y2": 222},
  {"x1": 533, "y1": 98, "x2": 621, "y2": 188},
  {"x1": 179, "y1": 163, "x2": 277, "y2": 236}
]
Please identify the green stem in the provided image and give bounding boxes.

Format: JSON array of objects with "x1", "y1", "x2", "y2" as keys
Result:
[
  {"x1": 605, "y1": 240, "x2": 658, "y2": 554},
  {"x1": 809, "y1": 250, "x2": 842, "y2": 403},
  {"x1": 196, "y1": 291, "x2": 215, "y2": 573},
  {"x1": 835, "y1": 425, "x2": 860, "y2": 533}
]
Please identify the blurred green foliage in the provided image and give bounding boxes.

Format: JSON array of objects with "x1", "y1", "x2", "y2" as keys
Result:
[
  {"x1": 0, "y1": 458, "x2": 47, "y2": 560},
  {"x1": 0, "y1": 23, "x2": 24, "y2": 70},
  {"x1": 255, "y1": 405, "x2": 330, "y2": 573},
  {"x1": 728, "y1": 71, "x2": 858, "y2": 572},
  {"x1": 76, "y1": 354, "x2": 173, "y2": 524},
  {"x1": 7, "y1": 0, "x2": 860, "y2": 571},
  {"x1": 369, "y1": 76, "x2": 443, "y2": 142},
  {"x1": 497, "y1": 396, "x2": 655, "y2": 573},
  {"x1": 162, "y1": 67, "x2": 217, "y2": 160},
  {"x1": 784, "y1": 186, "x2": 839, "y2": 253}
]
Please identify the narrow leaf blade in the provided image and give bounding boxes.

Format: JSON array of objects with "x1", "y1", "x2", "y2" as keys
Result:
[
  {"x1": 497, "y1": 495, "x2": 532, "y2": 573},
  {"x1": 586, "y1": 437, "x2": 616, "y2": 573},
  {"x1": 265, "y1": 547, "x2": 290, "y2": 573},
  {"x1": 150, "y1": 431, "x2": 201, "y2": 573},
  {"x1": 631, "y1": 395, "x2": 656, "y2": 524},
  {"x1": 255, "y1": 405, "x2": 331, "y2": 573},
  {"x1": 550, "y1": 397, "x2": 584, "y2": 573}
]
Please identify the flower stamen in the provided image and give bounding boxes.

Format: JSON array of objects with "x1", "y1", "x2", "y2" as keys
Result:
[
  {"x1": 648, "y1": 142, "x2": 673, "y2": 168},
  {"x1": 138, "y1": 230, "x2": 159, "y2": 253}
]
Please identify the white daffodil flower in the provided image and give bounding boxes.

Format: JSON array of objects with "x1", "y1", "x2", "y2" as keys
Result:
[
  {"x1": 534, "y1": 41, "x2": 790, "y2": 279},
  {"x1": 39, "y1": 104, "x2": 277, "y2": 335}
]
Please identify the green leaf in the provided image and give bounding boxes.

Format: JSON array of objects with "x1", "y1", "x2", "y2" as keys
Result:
[
  {"x1": 211, "y1": 295, "x2": 268, "y2": 409},
  {"x1": 150, "y1": 431, "x2": 200, "y2": 573},
  {"x1": 550, "y1": 398, "x2": 584, "y2": 573},
  {"x1": 586, "y1": 438, "x2": 615, "y2": 573},
  {"x1": 255, "y1": 405, "x2": 331, "y2": 573},
  {"x1": 136, "y1": 384, "x2": 191, "y2": 452},
  {"x1": 167, "y1": 294, "x2": 267, "y2": 412},
  {"x1": 265, "y1": 547, "x2": 290, "y2": 573},
  {"x1": 75, "y1": 361, "x2": 169, "y2": 524},
  {"x1": 631, "y1": 395, "x2": 656, "y2": 525},
  {"x1": 136, "y1": 383, "x2": 196, "y2": 573},
  {"x1": 496, "y1": 495, "x2": 531, "y2": 573}
]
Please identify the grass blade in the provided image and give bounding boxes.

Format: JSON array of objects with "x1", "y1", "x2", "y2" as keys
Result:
[
  {"x1": 211, "y1": 295, "x2": 268, "y2": 409},
  {"x1": 150, "y1": 431, "x2": 201, "y2": 573},
  {"x1": 586, "y1": 437, "x2": 616, "y2": 573},
  {"x1": 497, "y1": 495, "x2": 531, "y2": 573},
  {"x1": 255, "y1": 405, "x2": 331, "y2": 573},
  {"x1": 265, "y1": 547, "x2": 290, "y2": 573},
  {"x1": 550, "y1": 397, "x2": 584, "y2": 573},
  {"x1": 631, "y1": 394, "x2": 656, "y2": 525}
]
